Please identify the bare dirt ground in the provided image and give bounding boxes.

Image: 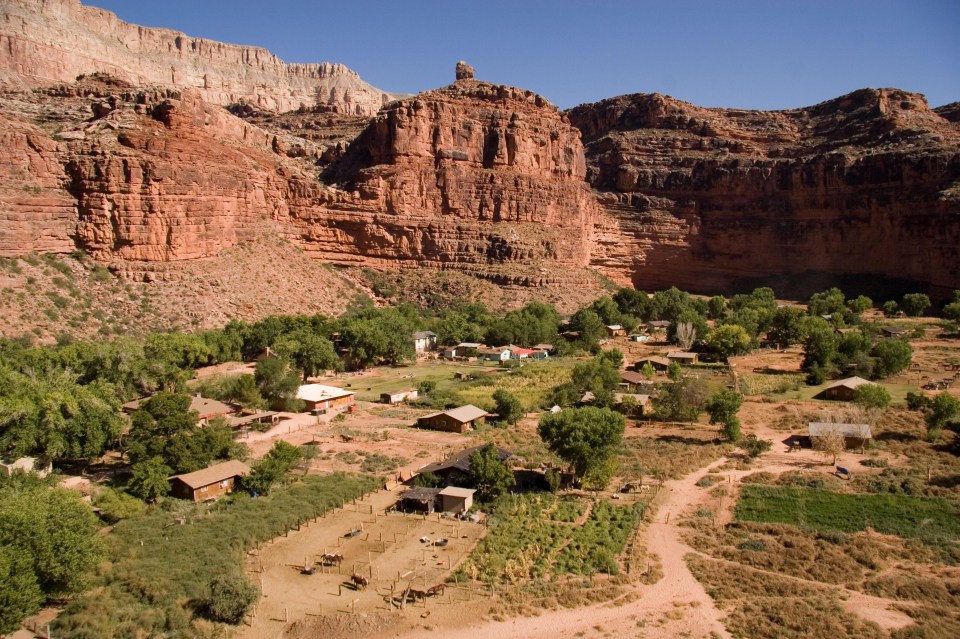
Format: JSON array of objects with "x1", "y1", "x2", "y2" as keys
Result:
[{"x1": 238, "y1": 488, "x2": 487, "y2": 639}]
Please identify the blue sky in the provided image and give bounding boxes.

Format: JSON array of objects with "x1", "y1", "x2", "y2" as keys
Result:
[{"x1": 91, "y1": 0, "x2": 959, "y2": 110}]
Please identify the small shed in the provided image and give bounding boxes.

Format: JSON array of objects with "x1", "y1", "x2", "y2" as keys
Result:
[
  {"x1": 168, "y1": 460, "x2": 251, "y2": 502},
  {"x1": 381, "y1": 389, "x2": 418, "y2": 404},
  {"x1": 647, "y1": 320, "x2": 671, "y2": 331},
  {"x1": 614, "y1": 393, "x2": 651, "y2": 415},
  {"x1": 398, "y1": 487, "x2": 442, "y2": 513},
  {"x1": 881, "y1": 327, "x2": 910, "y2": 338},
  {"x1": 815, "y1": 376, "x2": 875, "y2": 401},
  {"x1": 627, "y1": 333, "x2": 649, "y2": 342},
  {"x1": 620, "y1": 370, "x2": 653, "y2": 389},
  {"x1": 606, "y1": 324, "x2": 626, "y2": 337},
  {"x1": 417, "y1": 405, "x2": 489, "y2": 432},
  {"x1": 634, "y1": 356, "x2": 670, "y2": 372},
  {"x1": 533, "y1": 343, "x2": 554, "y2": 352},
  {"x1": 808, "y1": 422, "x2": 873, "y2": 451},
  {"x1": 667, "y1": 351, "x2": 699, "y2": 365},
  {"x1": 227, "y1": 411, "x2": 280, "y2": 430},
  {"x1": 413, "y1": 331, "x2": 437, "y2": 353},
  {"x1": 438, "y1": 486, "x2": 475, "y2": 513}
]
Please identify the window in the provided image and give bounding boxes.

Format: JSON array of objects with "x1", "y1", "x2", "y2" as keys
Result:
[
  {"x1": 200, "y1": 485, "x2": 208, "y2": 493},
  {"x1": 220, "y1": 480, "x2": 229, "y2": 488}
]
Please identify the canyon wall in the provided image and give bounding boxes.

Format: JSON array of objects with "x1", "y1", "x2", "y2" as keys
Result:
[
  {"x1": 0, "y1": 0, "x2": 400, "y2": 114},
  {"x1": 569, "y1": 89, "x2": 960, "y2": 297}
]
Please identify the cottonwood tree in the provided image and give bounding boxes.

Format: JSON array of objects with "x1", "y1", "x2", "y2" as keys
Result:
[
  {"x1": 537, "y1": 407, "x2": 625, "y2": 483},
  {"x1": 705, "y1": 389, "x2": 743, "y2": 442},
  {"x1": 675, "y1": 321, "x2": 696, "y2": 350},
  {"x1": 467, "y1": 444, "x2": 515, "y2": 501},
  {"x1": 493, "y1": 389, "x2": 524, "y2": 425}
]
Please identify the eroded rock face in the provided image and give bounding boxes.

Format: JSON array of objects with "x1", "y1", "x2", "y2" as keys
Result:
[
  {"x1": 569, "y1": 89, "x2": 960, "y2": 297},
  {"x1": 0, "y1": 0, "x2": 400, "y2": 114}
]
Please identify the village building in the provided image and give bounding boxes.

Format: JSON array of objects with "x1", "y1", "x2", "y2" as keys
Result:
[
  {"x1": 533, "y1": 343, "x2": 554, "y2": 352},
  {"x1": 627, "y1": 333, "x2": 649, "y2": 342},
  {"x1": 296, "y1": 384, "x2": 356, "y2": 414},
  {"x1": 1, "y1": 456, "x2": 52, "y2": 477},
  {"x1": 477, "y1": 346, "x2": 512, "y2": 362},
  {"x1": 605, "y1": 324, "x2": 627, "y2": 337},
  {"x1": 509, "y1": 346, "x2": 536, "y2": 359},
  {"x1": 614, "y1": 393, "x2": 652, "y2": 415},
  {"x1": 413, "y1": 331, "x2": 437, "y2": 353},
  {"x1": 881, "y1": 326, "x2": 910, "y2": 337},
  {"x1": 808, "y1": 422, "x2": 873, "y2": 451},
  {"x1": 417, "y1": 445, "x2": 512, "y2": 485},
  {"x1": 226, "y1": 411, "x2": 280, "y2": 431},
  {"x1": 531, "y1": 348, "x2": 550, "y2": 360},
  {"x1": 122, "y1": 395, "x2": 236, "y2": 426},
  {"x1": 396, "y1": 487, "x2": 442, "y2": 513},
  {"x1": 620, "y1": 370, "x2": 654, "y2": 390},
  {"x1": 633, "y1": 356, "x2": 670, "y2": 372},
  {"x1": 647, "y1": 320, "x2": 671, "y2": 331},
  {"x1": 380, "y1": 389, "x2": 419, "y2": 404},
  {"x1": 814, "y1": 376, "x2": 875, "y2": 401},
  {"x1": 667, "y1": 351, "x2": 699, "y2": 365},
  {"x1": 254, "y1": 346, "x2": 278, "y2": 361},
  {"x1": 168, "y1": 460, "x2": 251, "y2": 502},
  {"x1": 417, "y1": 405, "x2": 489, "y2": 432},
  {"x1": 438, "y1": 486, "x2": 475, "y2": 513}
]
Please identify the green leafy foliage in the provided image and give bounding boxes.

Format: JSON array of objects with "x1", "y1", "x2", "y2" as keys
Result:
[
  {"x1": 707, "y1": 324, "x2": 752, "y2": 360},
  {"x1": 127, "y1": 457, "x2": 173, "y2": 502},
  {"x1": 493, "y1": 389, "x2": 524, "y2": 425},
  {"x1": 900, "y1": 293, "x2": 931, "y2": 317},
  {"x1": 651, "y1": 378, "x2": 710, "y2": 422},
  {"x1": 537, "y1": 406, "x2": 624, "y2": 480},
  {"x1": 204, "y1": 575, "x2": 259, "y2": 624},
  {"x1": 467, "y1": 444, "x2": 516, "y2": 501},
  {"x1": 705, "y1": 389, "x2": 743, "y2": 442},
  {"x1": 254, "y1": 356, "x2": 302, "y2": 410},
  {"x1": 853, "y1": 384, "x2": 891, "y2": 409}
]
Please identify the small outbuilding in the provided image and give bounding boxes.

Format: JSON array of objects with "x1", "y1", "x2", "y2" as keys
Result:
[
  {"x1": 417, "y1": 405, "x2": 489, "y2": 432},
  {"x1": 620, "y1": 370, "x2": 654, "y2": 390},
  {"x1": 168, "y1": 460, "x2": 251, "y2": 502},
  {"x1": 667, "y1": 351, "x2": 699, "y2": 365},
  {"x1": 413, "y1": 331, "x2": 437, "y2": 353},
  {"x1": 606, "y1": 324, "x2": 627, "y2": 337},
  {"x1": 881, "y1": 327, "x2": 910, "y2": 338},
  {"x1": 417, "y1": 445, "x2": 512, "y2": 485},
  {"x1": 808, "y1": 422, "x2": 873, "y2": 451},
  {"x1": 814, "y1": 376, "x2": 875, "y2": 401},
  {"x1": 634, "y1": 356, "x2": 670, "y2": 372},
  {"x1": 647, "y1": 320, "x2": 671, "y2": 331},
  {"x1": 397, "y1": 487, "x2": 443, "y2": 513},
  {"x1": 478, "y1": 346, "x2": 512, "y2": 362},
  {"x1": 296, "y1": 384, "x2": 356, "y2": 414},
  {"x1": 381, "y1": 389, "x2": 419, "y2": 404},
  {"x1": 438, "y1": 486, "x2": 475, "y2": 513}
]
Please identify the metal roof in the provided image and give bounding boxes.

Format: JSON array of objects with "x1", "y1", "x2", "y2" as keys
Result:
[
  {"x1": 443, "y1": 404, "x2": 489, "y2": 423},
  {"x1": 823, "y1": 376, "x2": 874, "y2": 390},
  {"x1": 296, "y1": 384, "x2": 355, "y2": 402},
  {"x1": 400, "y1": 487, "x2": 442, "y2": 501},
  {"x1": 419, "y1": 445, "x2": 512, "y2": 475},
  {"x1": 808, "y1": 422, "x2": 873, "y2": 438},
  {"x1": 438, "y1": 486, "x2": 476, "y2": 498}
]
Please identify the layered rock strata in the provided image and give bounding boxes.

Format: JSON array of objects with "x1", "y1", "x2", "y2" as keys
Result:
[
  {"x1": 0, "y1": 0, "x2": 400, "y2": 114},
  {"x1": 569, "y1": 89, "x2": 960, "y2": 296}
]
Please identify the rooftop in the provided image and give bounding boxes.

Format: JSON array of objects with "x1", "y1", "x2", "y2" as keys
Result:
[
  {"x1": 169, "y1": 459, "x2": 251, "y2": 489},
  {"x1": 823, "y1": 376, "x2": 875, "y2": 390},
  {"x1": 413, "y1": 331, "x2": 437, "y2": 339},
  {"x1": 439, "y1": 486, "x2": 476, "y2": 498},
  {"x1": 296, "y1": 384, "x2": 355, "y2": 402},
  {"x1": 419, "y1": 445, "x2": 512, "y2": 476}
]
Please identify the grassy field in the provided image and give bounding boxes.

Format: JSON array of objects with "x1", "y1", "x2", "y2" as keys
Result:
[
  {"x1": 766, "y1": 380, "x2": 919, "y2": 404},
  {"x1": 455, "y1": 494, "x2": 641, "y2": 584},
  {"x1": 739, "y1": 371, "x2": 805, "y2": 396},
  {"x1": 53, "y1": 473, "x2": 379, "y2": 639},
  {"x1": 342, "y1": 357, "x2": 578, "y2": 409},
  {"x1": 735, "y1": 485, "x2": 960, "y2": 542},
  {"x1": 619, "y1": 431, "x2": 734, "y2": 481}
]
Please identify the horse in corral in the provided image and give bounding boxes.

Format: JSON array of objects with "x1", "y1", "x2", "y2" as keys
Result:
[
  {"x1": 426, "y1": 583, "x2": 445, "y2": 597},
  {"x1": 408, "y1": 588, "x2": 427, "y2": 600},
  {"x1": 351, "y1": 573, "x2": 369, "y2": 590},
  {"x1": 320, "y1": 552, "x2": 344, "y2": 566}
]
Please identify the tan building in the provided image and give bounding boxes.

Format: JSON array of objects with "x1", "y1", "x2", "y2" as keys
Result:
[
  {"x1": 417, "y1": 404, "x2": 489, "y2": 433},
  {"x1": 634, "y1": 356, "x2": 670, "y2": 372},
  {"x1": 168, "y1": 460, "x2": 251, "y2": 502},
  {"x1": 808, "y1": 422, "x2": 873, "y2": 451},
  {"x1": 438, "y1": 486, "x2": 475, "y2": 513},
  {"x1": 815, "y1": 377, "x2": 875, "y2": 401},
  {"x1": 381, "y1": 389, "x2": 419, "y2": 404},
  {"x1": 122, "y1": 395, "x2": 235, "y2": 425},
  {"x1": 296, "y1": 384, "x2": 356, "y2": 414},
  {"x1": 667, "y1": 351, "x2": 699, "y2": 365}
]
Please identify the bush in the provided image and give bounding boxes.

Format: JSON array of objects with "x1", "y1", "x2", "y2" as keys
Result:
[
  {"x1": 741, "y1": 436, "x2": 772, "y2": 459},
  {"x1": 204, "y1": 575, "x2": 259, "y2": 624}
]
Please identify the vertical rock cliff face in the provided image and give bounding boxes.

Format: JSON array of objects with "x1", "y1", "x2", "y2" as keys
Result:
[
  {"x1": 288, "y1": 78, "x2": 599, "y2": 281},
  {"x1": 569, "y1": 89, "x2": 960, "y2": 297},
  {"x1": 0, "y1": 0, "x2": 400, "y2": 114}
]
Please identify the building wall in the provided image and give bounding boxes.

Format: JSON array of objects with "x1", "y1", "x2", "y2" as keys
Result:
[
  {"x1": 304, "y1": 394, "x2": 355, "y2": 412},
  {"x1": 440, "y1": 494, "x2": 473, "y2": 513},
  {"x1": 419, "y1": 414, "x2": 470, "y2": 433},
  {"x1": 824, "y1": 387, "x2": 857, "y2": 401},
  {"x1": 170, "y1": 476, "x2": 240, "y2": 502}
]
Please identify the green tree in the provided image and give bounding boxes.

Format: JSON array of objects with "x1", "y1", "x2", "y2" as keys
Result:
[
  {"x1": 640, "y1": 362, "x2": 656, "y2": 379},
  {"x1": 0, "y1": 473, "x2": 103, "y2": 632},
  {"x1": 740, "y1": 436, "x2": 772, "y2": 459},
  {"x1": 581, "y1": 457, "x2": 618, "y2": 492},
  {"x1": 808, "y1": 288, "x2": 846, "y2": 317},
  {"x1": 942, "y1": 300, "x2": 960, "y2": 333},
  {"x1": 801, "y1": 318, "x2": 839, "y2": 377},
  {"x1": 204, "y1": 574, "x2": 259, "y2": 624},
  {"x1": 223, "y1": 374, "x2": 265, "y2": 409},
  {"x1": 537, "y1": 407, "x2": 625, "y2": 482},
  {"x1": 768, "y1": 307, "x2": 810, "y2": 346},
  {"x1": 667, "y1": 361, "x2": 683, "y2": 382},
  {"x1": 126, "y1": 392, "x2": 201, "y2": 472},
  {"x1": 853, "y1": 384, "x2": 891, "y2": 410},
  {"x1": 881, "y1": 300, "x2": 900, "y2": 317},
  {"x1": 926, "y1": 392, "x2": 960, "y2": 439},
  {"x1": 127, "y1": 457, "x2": 172, "y2": 502},
  {"x1": 847, "y1": 295, "x2": 873, "y2": 315},
  {"x1": 493, "y1": 389, "x2": 524, "y2": 425},
  {"x1": 707, "y1": 324, "x2": 751, "y2": 361},
  {"x1": 243, "y1": 441, "x2": 303, "y2": 495},
  {"x1": 254, "y1": 356, "x2": 301, "y2": 411},
  {"x1": 707, "y1": 295, "x2": 726, "y2": 320},
  {"x1": 870, "y1": 339, "x2": 912, "y2": 379},
  {"x1": 568, "y1": 308, "x2": 606, "y2": 345},
  {"x1": 275, "y1": 329, "x2": 341, "y2": 381},
  {"x1": 705, "y1": 389, "x2": 743, "y2": 441},
  {"x1": 900, "y1": 293, "x2": 931, "y2": 317},
  {"x1": 467, "y1": 444, "x2": 515, "y2": 501},
  {"x1": 417, "y1": 380, "x2": 437, "y2": 395}
]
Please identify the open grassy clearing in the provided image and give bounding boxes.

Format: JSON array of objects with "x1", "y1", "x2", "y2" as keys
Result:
[
  {"x1": 53, "y1": 473, "x2": 379, "y2": 639},
  {"x1": 766, "y1": 379, "x2": 920, "y2": 404},
  {"x1": 619, "y1": 427, "x2": 734, "y2": 481},
  {"x1": 454, "y1": 358, "x2": 579, "y2": 410},
  {"x1": 735, "y1": 485, "x2": 960, "y2": 543},
  {"x1": 455, "y1": 494, "x2": 642, "y2": 584},
  {"x1": 738, "y1": 371, "x2": 806, "y2": 396}
]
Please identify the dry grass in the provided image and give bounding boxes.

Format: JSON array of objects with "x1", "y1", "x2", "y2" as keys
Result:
[{"x1": 618, "y1": 430, "x2": 733, "y2": 480}]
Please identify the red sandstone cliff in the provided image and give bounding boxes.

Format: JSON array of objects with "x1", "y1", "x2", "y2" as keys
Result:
[
  {"x1": 0, "y1": 0, "x2": 401, "y2": 114},
  {"x1": 568, "y1": 89, "x2": 960, "y2": 297}
]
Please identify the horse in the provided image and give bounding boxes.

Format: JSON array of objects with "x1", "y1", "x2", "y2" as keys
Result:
[{"x1": 351, "y1": 573, "x2": 369, "y2": 590}]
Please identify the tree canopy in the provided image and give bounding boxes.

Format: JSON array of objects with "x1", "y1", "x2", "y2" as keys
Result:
[
  {"x1": 467, "y1": 444, "x2": 515, "y2": 501},
  {"x1": 537, "y1": 407, "x2": 625, "y2": 481}
]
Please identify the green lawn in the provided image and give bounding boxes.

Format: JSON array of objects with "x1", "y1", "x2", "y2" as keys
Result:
[
  {"x1": 767, "y1": 380, "x2": 919, "y2": 404},
  {"x1": 735, "y1": 485, "x2": 960, "y2": 542}
]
